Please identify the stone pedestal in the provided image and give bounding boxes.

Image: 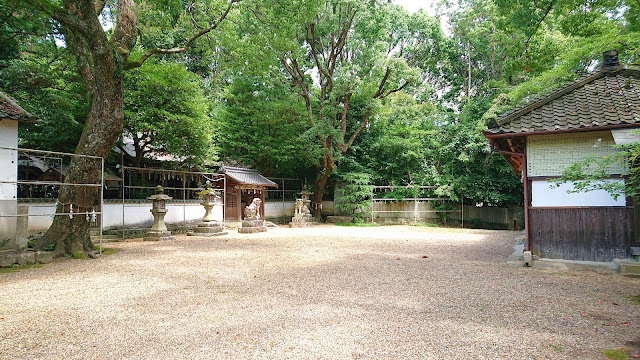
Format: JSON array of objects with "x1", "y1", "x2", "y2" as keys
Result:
[
  {"x1": 239, "y1": 219, "x2": 267, "y2": 233},
  {"x1": 192, "y1": 185, "x2": 227, "y2": 236},
  {"x1": 239, "y1": 198, "x2": 266, "y2": 233},
  {"x1": 145, "y1": 208, "x2": 175, "y2": 241},
  {"x1": 289, "y1": 194, "x2": 316, "y2": 228},
  {"x1": 289, "y1": 214, "x2": 314, "y2": 228},
  {"x1": 193, "y1": 220, "x2": 228, "y2": 236}
]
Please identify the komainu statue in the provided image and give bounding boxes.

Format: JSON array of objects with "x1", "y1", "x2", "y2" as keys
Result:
[{"x1": 244, "y1": 198, "x2": 262, "y2": 220}]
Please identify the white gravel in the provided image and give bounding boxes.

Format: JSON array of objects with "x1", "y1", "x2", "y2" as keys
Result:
[{"x1": 1, "y1": 225, "x2": 639, "y2": 359}]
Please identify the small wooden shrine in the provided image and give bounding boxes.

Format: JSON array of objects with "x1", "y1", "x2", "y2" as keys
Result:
[{"x1": 218, "y1": 166, "x2": 278, "y2": 221}]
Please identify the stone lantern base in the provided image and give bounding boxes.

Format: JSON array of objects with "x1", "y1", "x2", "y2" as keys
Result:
[
  {"x1": 144, "y1": 230, "x2": 175, "y2": 241},
  {"x1": 193, "y1": 221, "x2": 228, "y2": 237},
  {"x1": 238, "y1": 219, "x2": 267, "y2": 233},
  {"x1": 289, "y1": 214, "x2": 315, "y2": 228}
]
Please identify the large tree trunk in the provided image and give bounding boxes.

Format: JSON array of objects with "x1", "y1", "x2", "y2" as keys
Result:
[
  {"x1": 34, "y1": 18, "x2": 124, "y2": 256},
  {"x1": 35, "y1": 64, "x2": 123, "y2": 255},
  {"x1": 311, "y1": 149, "x2": 335, "y2": 218}
]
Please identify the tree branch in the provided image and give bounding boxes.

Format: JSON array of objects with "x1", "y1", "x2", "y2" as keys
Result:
[
  {"x1": 94, "y1": 0, "x2": 107, "y2": 15},
  {"x1": 124, "y1": 0, "x2": 238, "y2": 69},
  {"x1": 279, "y1": 55, "x2": 315, "y2": 126},
  {"x1": 523, "y1": 0, "x2": 554, "y2": 54},
  {"x1": 110, "y1": 0, "x2": 137, "y2": 56},
  {"x1": 380, "y1": 80, "x2": 410, "y2": 98},
  {"x1": 340, "y1": 67, "x2": 412, "y2": 152},
  {"x1": 307, "y1": 21, "x2": 332, "y2": 90},
  {"x1": 339, "y1": 92, "x2": 351, "y2": 144}
]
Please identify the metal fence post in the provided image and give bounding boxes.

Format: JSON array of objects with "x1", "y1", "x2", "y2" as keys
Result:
[{"x1": 100, "y1": 157, "x2": 104, "y2": 255}]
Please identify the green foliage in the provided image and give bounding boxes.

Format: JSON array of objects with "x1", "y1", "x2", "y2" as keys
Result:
[
  {"x1": 623, "y1": 294, "x2": 640, "y2": 305},
  {"x1": 345, "y1": 93, "x2": 523, "y2": 207},
  {"x1": 0, "y1": 264, "x2": 43, "y2": 273},
  {"x1": 123, "y1": 61, "x2": 213, "y2": 166},
  {"x1": 1, "y1": 51, "x2": 89, "y2": 153},
  {"x1": 211, "y1": 73, "x2": 315, "y2": 177},
  {"x1": 602, "y1": 348, "x2": 628, "y2": 360},
  {"x1": 70, "y1": 252, "x2": 89, "y2": 260},
  {"x1": 483, "y1": 0, "x2": 640, "y2": 118},
  {"x1": 335, "y1": 172, "x2": 373, "y2": 222}
]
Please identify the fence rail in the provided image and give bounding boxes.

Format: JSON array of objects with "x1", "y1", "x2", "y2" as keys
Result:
[
  {"x1": 0, "y1": 147, "x2": 105, "y2": 253},
  {"x1": 371, "y1": 185, "x2": 463, "y2": 226}
]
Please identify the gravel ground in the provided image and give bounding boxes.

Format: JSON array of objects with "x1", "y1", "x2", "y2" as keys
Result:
[{"x1": 1, "y1": 225, "x2": 639, "y2": 360}]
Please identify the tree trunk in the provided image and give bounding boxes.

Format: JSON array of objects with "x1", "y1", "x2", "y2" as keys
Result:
[
  {"x1": 311, "y1": 149, "x2": 335, "y2": 218},
  {"x1": 35, "y1": 48, "x2": 123, "y2": 256}
]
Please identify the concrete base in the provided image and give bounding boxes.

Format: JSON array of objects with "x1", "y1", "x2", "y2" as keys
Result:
[
  {"x1": 239, "y1": 219, "x2": 267, "y2": 233},
  {"x1": 532, "y1": 258, "x2": 618, "y2": 274},
  {"x1": 614, "y1": 259, "x2": 640, "y2": 275},
  {"x1": 35, "y1": 251, "x2": 54, "y2": 264},
  {"x1": 144, "y1": 230, "x2": 175, "y2": 241},
  {"x1": 238, "y1": 226, "x2": 267, "y2": 234},
  {"x1": 0, "y1": 250, "x2": 44, "y2": 267},
  {"x1": 289, "y1": 221, "x2": 314, "y2": 228},
  {"x1": 0, "y1": 251, "x2": 16, "y2": 267},
  {"x1": 192, "y1": 222, "x2": 227, "y2": 236}
]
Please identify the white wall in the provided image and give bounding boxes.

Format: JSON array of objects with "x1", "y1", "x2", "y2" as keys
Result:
[
  {"x1": 263, "y1": 200, "x2": 334, "y2": 219},
  {"x1": 25, "y1": 201, "x2": 222, "y2": 232},
  {"x1": 0, "y1": 119, "x2": 18, "y2": 250},
  {"x1": 531, "y1": 179, "x2": 626, "y2": 207},
  {"x1": 23, "y1": 199, "x2": 336, "y2": 233}
]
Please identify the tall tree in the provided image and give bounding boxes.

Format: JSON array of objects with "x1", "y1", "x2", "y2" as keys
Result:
[
  {"x1": 212, "y1": 73, "x2": 314, "y2": 177},
  {"x1": 122, "y1": 61, "x2": 212, "y2": 167},
  {"x1": 241, "y1": 0, "x2": 420, "y2": 215},
  {"x1": 9, "y1": 0, "x2": 238, "y2": 257}
]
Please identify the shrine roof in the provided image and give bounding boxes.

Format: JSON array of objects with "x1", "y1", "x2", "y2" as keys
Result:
[
  {"x1": 484, "y1": 66, "x2": 640, "y2": 137},
  {"x1": 219, "y1": 166, "x2": 278, "y2": 188},
  {"x1": 0, "y1": 92, "x2": 38, "y2": 122}
]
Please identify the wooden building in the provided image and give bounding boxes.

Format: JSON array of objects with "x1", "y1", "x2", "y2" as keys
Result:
[
  {"x1": 218, "y1": 165, "x2": 278, "y2": 221},
  {"x1": 484, "y1": 50, "x2": 640, "y2": 262}
]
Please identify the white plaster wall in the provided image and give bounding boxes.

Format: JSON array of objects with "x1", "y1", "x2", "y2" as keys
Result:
[
  {"x1": 23, "y1": 199, "x2": 335, "y2": 233},
  {"x1": 0, "y1": 119, "x2": 18, "y2": 249},
  {"x1": 264, "y1": 201, "x2": 296, "y2": 218},
  {"x1": 263, "y1": 200, "x2": 334, "y2": 218},
  {"x1": 25, "y1": 201, "x2": 223, "y2": 232},
  {"x1": 531, "y1": 179, "x2": 626, "y2": 207},
  {"x1": 0, "y1": 118, "x2": 17, "y2": 200}
]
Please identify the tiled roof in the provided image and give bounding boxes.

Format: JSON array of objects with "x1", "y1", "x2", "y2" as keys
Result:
[
  {"x1": 485, "y1": 67, "x2": 640, "y2": 135},
  {"x1": 219, "y1": 165, "x2": 278, "y2": 188},
  {"x1": 0, "y1": 92, "x2": 38, "y2": 122}
]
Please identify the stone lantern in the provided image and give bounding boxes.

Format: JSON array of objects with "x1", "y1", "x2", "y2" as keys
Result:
[
  {"x1": 193, "y1": 181, "x2": 227, "y2": 236},
  {"x1": 145, "y1": 185, "x2": 175, "y2": 241},
  {"x1": 289, "y1": 188, "x2": 315, "y2": 228}
]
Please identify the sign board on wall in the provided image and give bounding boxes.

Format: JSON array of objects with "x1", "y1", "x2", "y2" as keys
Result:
[
  {"x1": 531, "y1": 179, "x2": 626, "y2": 207},
  {"x1": 527, "y1": 131, "x2": 626, "y2": 177}
]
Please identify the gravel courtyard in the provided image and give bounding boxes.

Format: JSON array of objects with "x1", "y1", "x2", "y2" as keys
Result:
[{"x1": 1, "y1": 225, "x2": 639, "y2": 359}]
